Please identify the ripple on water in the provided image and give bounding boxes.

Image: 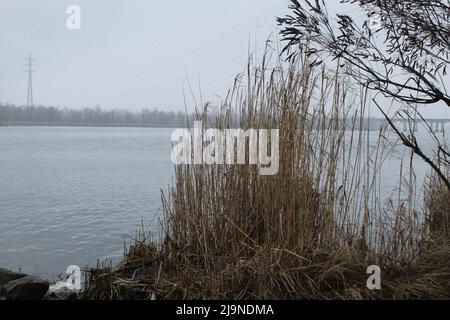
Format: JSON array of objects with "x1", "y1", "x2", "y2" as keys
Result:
[{"x1": 0, "y1": 126, "x2": 173, "y2": 277}]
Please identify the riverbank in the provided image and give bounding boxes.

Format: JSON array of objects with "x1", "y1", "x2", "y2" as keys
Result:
[
  {"x1": 0, "y1": 267, "x2": 79, "y2": 300},
  {"x1": 3, "y1": 53, "x2": 449, "y2": 300}
]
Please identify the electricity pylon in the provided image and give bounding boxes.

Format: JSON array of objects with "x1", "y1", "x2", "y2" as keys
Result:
[{"x1": 23, "y1": 53, "x2": 38, "y2": 120}]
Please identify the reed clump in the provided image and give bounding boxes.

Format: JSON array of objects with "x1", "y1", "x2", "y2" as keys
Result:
[{"x1": 83, "y1": 53, "x2": 450, "y2": 300}]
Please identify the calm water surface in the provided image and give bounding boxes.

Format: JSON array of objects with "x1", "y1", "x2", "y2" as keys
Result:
[{"x1": 0, "y1": 126, "x2": 173, "y2": 278}]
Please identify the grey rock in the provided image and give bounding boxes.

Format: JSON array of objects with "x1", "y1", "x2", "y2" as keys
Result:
[
  {"x1": 0, "y1": 267, "x2": 27, "y2": 286},
  {"x1": 45, "y1": 287, "x2": 79, "y2": 300},
  {"x1": 3, "y1": 276, "x2": 49, "y2": 300}
]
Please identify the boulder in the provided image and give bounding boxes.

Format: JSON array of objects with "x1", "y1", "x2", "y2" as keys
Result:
[
  {"x1": 45, "y1": 284, "x2": 79, "y2": 300},
  {"x1": 3, "y1": 276, "x2": 49, "y2": 300},
  {"x1": 0, "y1": 267, "x2": 27, "y2": 286},
  {"x1": 44, "y1": 290, "x2": 78, "y2": 300}
]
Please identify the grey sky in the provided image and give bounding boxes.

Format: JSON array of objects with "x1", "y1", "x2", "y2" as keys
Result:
[
  {"x1": 1, "y1": 1, "x2": 448, "y2": 118},
  {"x1": 0, "y1": 0, "x2": 289, "y2": 111}
]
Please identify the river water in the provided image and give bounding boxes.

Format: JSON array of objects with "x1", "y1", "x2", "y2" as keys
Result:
[
  {"x1": 0, "y1": 125, "x2": 447, "y2": 279},
  {"x1": 0, "y1": 126, "x2": 173, "y2": 278}
]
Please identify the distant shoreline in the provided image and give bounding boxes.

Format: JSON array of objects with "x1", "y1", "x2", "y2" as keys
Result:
[
  {"x1": 0, "y1": 121, "x2": 185, "y2": 129},
  {"x1": 1, "y1": 119, "x2": 449, "y2": 132}
]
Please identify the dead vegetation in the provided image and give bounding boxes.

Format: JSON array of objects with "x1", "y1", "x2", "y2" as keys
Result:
[{"x1": 82, "y1": 52, "x2": 449, "y2": 300}]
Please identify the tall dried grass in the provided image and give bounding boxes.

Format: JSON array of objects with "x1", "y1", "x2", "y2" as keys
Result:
[{"x1": 83, "y1": 51, "x2": 449, "y2": 300}]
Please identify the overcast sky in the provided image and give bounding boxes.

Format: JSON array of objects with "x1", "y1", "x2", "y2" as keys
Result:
[{"x1": 1, "y1": 0, "x2": 448, "y2": 118}]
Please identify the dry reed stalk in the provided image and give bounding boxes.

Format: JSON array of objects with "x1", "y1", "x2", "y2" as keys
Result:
[{"x1": 82, "y1": 50, "x2": 450, "y2": 300}]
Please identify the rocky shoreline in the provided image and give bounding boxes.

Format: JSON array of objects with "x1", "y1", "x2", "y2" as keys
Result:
[{"x1": 0, "y1": 267, "x2": 78, "y2": 300}]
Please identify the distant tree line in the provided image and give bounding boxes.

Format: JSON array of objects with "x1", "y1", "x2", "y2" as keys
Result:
[
  {"x1": 0, "y1": 103, "x2": 193, "y2": 127},
  {"x1": 1, "y1": 102, "x2": 405, "y2": 131}
]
